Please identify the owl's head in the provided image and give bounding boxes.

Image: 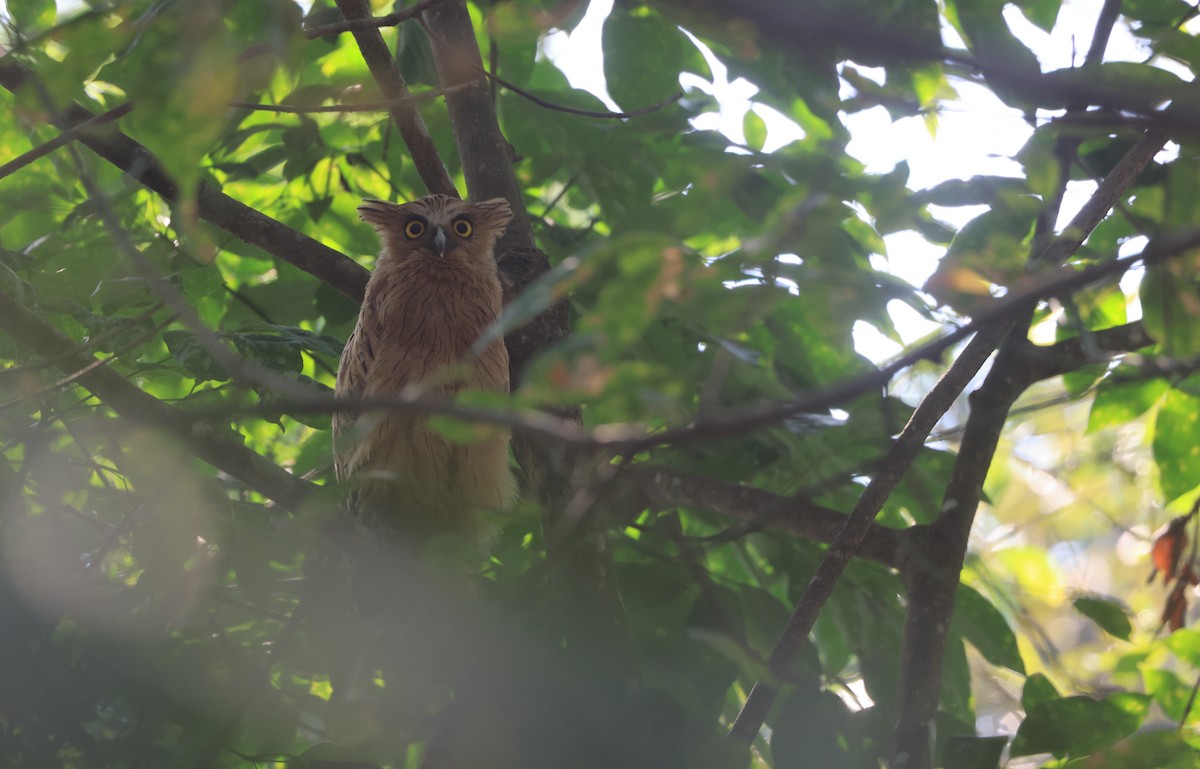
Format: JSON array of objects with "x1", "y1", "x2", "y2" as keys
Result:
[{"x1": 358, "y1": 194, "x2": 513, "y2": 266}]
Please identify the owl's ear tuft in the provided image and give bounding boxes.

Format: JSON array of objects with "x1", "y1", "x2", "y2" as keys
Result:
[
  {"x1": 473, "y1": 198, "x2": 514, "y2": 234},
  {"x1": 357, "y1": 199, "x2": 401, "y2": 232}
]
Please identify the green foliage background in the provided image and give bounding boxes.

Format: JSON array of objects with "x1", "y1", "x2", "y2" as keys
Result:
[{"x1": 2, "y1": 0, "x2": 1200, "y2": 767}]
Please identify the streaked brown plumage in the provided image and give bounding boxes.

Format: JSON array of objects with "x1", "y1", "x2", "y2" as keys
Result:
[{"x1": 333, "y1": 194, "x2": 517, "y2": 541}]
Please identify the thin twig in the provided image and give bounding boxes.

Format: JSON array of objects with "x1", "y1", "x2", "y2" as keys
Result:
[
  {"x1": 484, "y1": 67, "x2": 683, "y2": 119},
  {"x1": 228, "y1": 80, "x2": 479, "y2": 114},
  {"x1": 236, "y1": 0, "x2": 446, "y2": 62},
  {"x1": 198, "y1": 236, "x2": 1191, "y2": 453},
  {"x1": 628, "y1": 466, "x2": 905, "y2": 567},
  {"x1": 0, "y1": 288, "x2": 312, "y2": 507},
  {"x1": 304, "y1": 0, "x2": 443, "y2": 37},
  {"x1": 0, "y1": 60, "x2": 372, "y2": 304},
  {"x1": 536, "y1": 171, "x2": 580, "y2": 225},
  {"x1": 0, "y1": 316, "x2": 169, "y2": 412},
  {"x1": 1180, "y1": 673, "x2": 1200, "y2": 728},
  {"x1": 0, "y1": 103, "x2": 133, "y2": 182},
  {"x1": 0, "y1": 301, "x2": 164, "y2": 380}
]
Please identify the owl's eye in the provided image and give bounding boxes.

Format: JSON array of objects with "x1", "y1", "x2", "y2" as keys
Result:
[
  {"x1": 404, "y1": 219, "x2": 426, "y2": 239},
  {"x1": 451, "y1": 217, "x2": 473, "y2": 238}
]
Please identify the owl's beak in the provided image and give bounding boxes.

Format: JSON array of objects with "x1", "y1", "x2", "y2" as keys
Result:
[{"x1": 433, "y1": 226, "x2": 447, "y2": 256}]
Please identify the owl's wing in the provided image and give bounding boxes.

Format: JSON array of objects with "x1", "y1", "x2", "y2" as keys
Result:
[{"x1": 333, "y1": 323, "x2": 372, "y2": 481}]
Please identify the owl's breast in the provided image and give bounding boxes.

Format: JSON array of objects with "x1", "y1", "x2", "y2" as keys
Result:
[{"x1": 361, "y1": 261, "x2": 504, "y2": 392}]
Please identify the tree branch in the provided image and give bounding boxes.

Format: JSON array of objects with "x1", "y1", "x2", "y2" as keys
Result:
[
  {"x1": 891, "y1": 346, "x2": 1034, "y2": 769},
  {"x1": 332, "y1": 0, "x2": 458, "y2": 198},
  {"x1": 304, "y1": 0, "x2": 443, "y2": 38},
  {"x1": 1033, "y1": 127, "x2": 1169, "y2": 267},
  {"x1": 227, "y1": 80, "x2": 479, "y2": 114},
  {"x1": 728, "y1": 321, "x2": 1010, "y2": 743},
  {"x1": 0, "y1": 102, "x2": 131, "y2": 181},
  {"x1": 889, "y1": 8, "x2": 1159, "y2": 751},
  {"x1": 0, "y1": 290, "x2": 313, "y2": 508},
  {"x1": 1021, "y1": 321, "x2": 1155, "y2": 380},
  {"x1": 421, "y1": 0, "x2": 627, "y2": 666},
  {"x1": 211, "y1": 246, "x2": 1182, "y2": 455},
  {"x1": 0, "y1": 61, "x2": 371, "y2": 303},
  {"x1": 485, "y1": 67, "x2": 684, "y2": 119},
  {"x1": 633, "y1": 240, "x2": 1179, "y2": 454},
  {"x1": 627, "y1": 466, "x2": 906, "y2": 568},
  {"x1": 421, "y1": 0, "x2": 535, "y2": 253}
]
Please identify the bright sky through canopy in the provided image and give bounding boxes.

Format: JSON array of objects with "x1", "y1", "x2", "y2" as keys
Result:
[{"x1": 544, "y1": 0, "x2": 1166, "y2": 362}]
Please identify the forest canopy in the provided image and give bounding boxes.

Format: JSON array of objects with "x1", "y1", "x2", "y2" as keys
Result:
[{"x1": 2, "y1": 0, "x2": 1200, "y2": 768}]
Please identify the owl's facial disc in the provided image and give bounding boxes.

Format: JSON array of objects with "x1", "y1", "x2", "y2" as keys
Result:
[{"x1": 433, "y1": 226, "x2": 447, "y2": 256}]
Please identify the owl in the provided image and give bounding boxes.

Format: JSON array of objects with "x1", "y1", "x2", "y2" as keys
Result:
[{"x1": 333, "y1": 194, "x2": 518, "y2": 542}]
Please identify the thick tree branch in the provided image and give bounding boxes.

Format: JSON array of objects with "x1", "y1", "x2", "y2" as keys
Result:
[
  {"x1": 1034, "y1": 127, "x2": 1169, "y2": 267},
  {"x1": 421, "y1": 0, "x2": 624, "y2": 662},
  {"x1": 892, "y1": 347, "x2": 1035, "y2": 769},
  {"x1": 890, "y1": 17, "x2": 1162, "y2": 755},
  {"x1": 422, "y1": 0, "x2": 535, "y2": 254},
  {"x1": 728, "y1": 321, "x2": 1011, "y2": 743},
  {"x1": 628, "y1": 466, "x2": 906, "y2": 568},
  {"x1": 890, "y1": 327, "x2": 1155, "y2": 769},
  {"x1": 1022, "y1": 321, "x2": 1155, "y2": 380},
  {"x1": 333, "y1": 0, "x2": 458, "y2": 198},
  {"x1": 0, "y1": 291, "x2": 313, "y2": 508},
  {"x1": 0, "y1": 61, "x2": 371, "y2": 303}
]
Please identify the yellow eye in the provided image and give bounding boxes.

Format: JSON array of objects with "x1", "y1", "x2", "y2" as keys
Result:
[
  {"x1": 404, "y1": 219, "x2": 425, "y2": 238},
  {"x1": 452, "y1": 217, "x2": 473, "y2": 238}
]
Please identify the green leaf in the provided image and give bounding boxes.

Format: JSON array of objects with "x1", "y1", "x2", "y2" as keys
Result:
[
  {"x1": 1124, "y1": 0, "x2": 1193, "y2": 34},
  {"x1": 1043, "y1": 62, "x2": 1191, "y2": 112},
  {"x1": 951, "y1": 584, "x2": 1025, "y2": 673},
  {"x1": 1087, "y1": 371, "x2": 1168, "y2": 432},
  {"x1": 1073, "y1": 595, "x2": 1132, "y2": 641},
  {"x1": 914, "y1": 176, "x2": 1029, "y2": 207},
  {"x1": 1153, "y1": 387, "x2": 1200, "y2": 502},
  {"x1": 1163, "y1": 627, "x2": 1200, "y2": 667},
  {"x1": 1013, "y1": 0, "x2": 1061, "y2": 31},
  {"x1": 6, "y1": 0, "x2": 55, "y2": 30},
  {"x1": 1142, "y1": 261, "x2": 1200, "y2": 357},
  {"x1": 1059, "y1": 727, "x2": 1200, "y2": 769},
  {"x1": 771, "y1": 688, "x2": 858, "y2": 769},
  {"x1": 1143, "y1": 668, "x2": 1193, "y2": 723},
  {"x1": 929, "y1": 192, "x2": 1040, "y2": 309},
  {"x1": 232, "y1": 333, "x2": 303, "y2": 374},
  {"x1": 602, "y1": 8, "x2": 683, "y2": 111},
  {"x1": 1010, "y1": 693, "x2": 1150, "y2": 758},
  {"x1": 1021, "y1": 673, "x2": 1061, "y2": 712},
  {"x1": 163, "y1": 330, "x2": 229, "y2": 383},
  {"x1": 98, "y1": 2, "x2": 243, "y2": 192},
  {"x1": 953, "y1": 0, "x2": 1041, "y2": 106},
  {"x1": 742, "y1": 110, "x2": 767, "y2": 152}
]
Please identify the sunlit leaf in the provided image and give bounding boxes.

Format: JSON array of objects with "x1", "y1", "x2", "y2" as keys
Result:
[{"x1": 1154, "y1": 388, "x2": 1200, "y2": 503}]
